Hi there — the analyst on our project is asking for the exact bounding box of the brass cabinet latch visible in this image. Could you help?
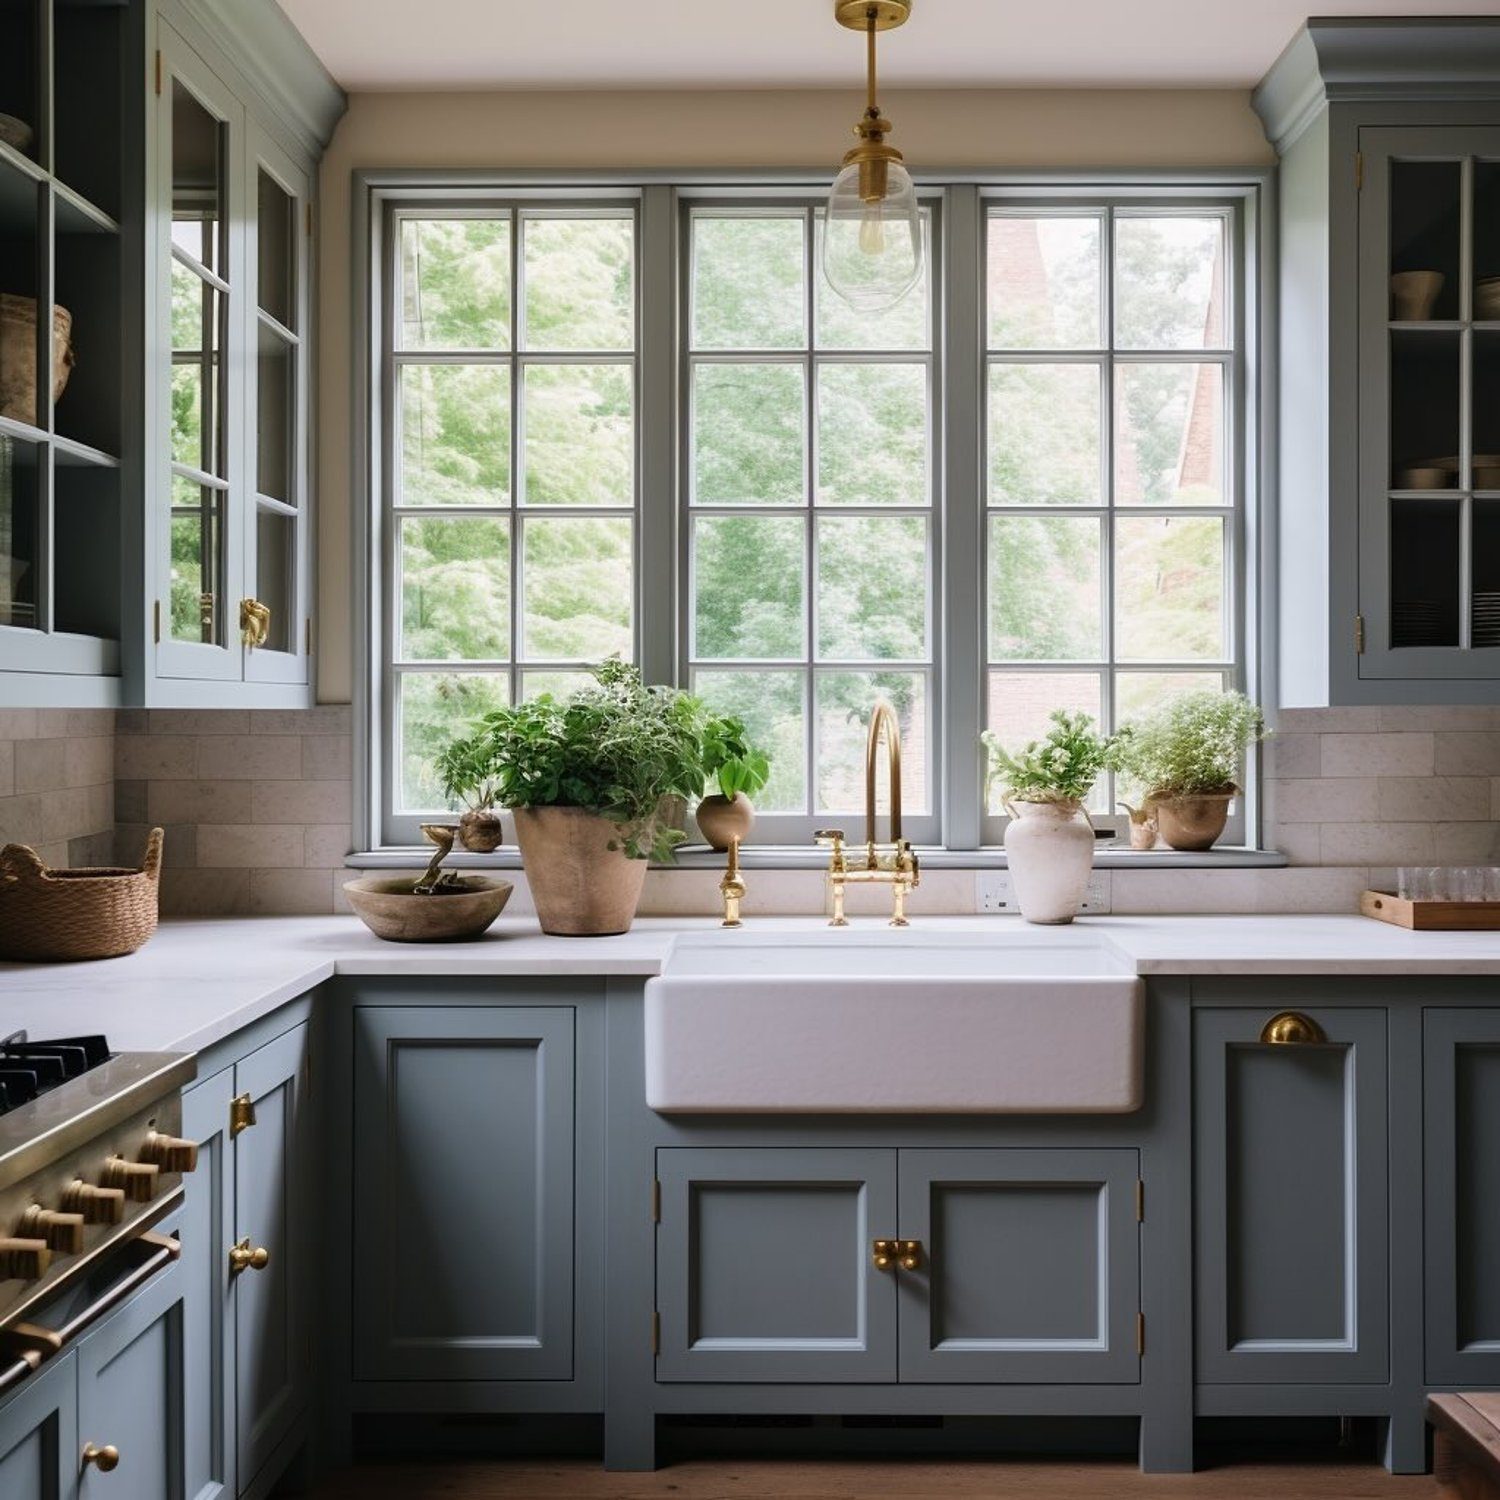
[872,1238,922,1272]
[229,1237,270,1275]
[229,1092,256,1137]
[240,597,271,648]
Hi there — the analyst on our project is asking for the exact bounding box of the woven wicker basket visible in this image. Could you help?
[0,828,163,962]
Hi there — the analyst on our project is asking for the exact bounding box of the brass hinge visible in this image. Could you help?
[1135,1179,1145,1223]
[154,49,162,96]
[1354,151,1363,190]
[1136,1312,1146,1356]
[651,1310,660,1355]
[229,1093,256,1137]
[651,1179,661,1223]
[1355,612,1366,655]
[152,599,161,644]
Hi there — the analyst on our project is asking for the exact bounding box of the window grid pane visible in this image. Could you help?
[387,207,638,817]
[685,205,936,822]
[984,205,1237,829]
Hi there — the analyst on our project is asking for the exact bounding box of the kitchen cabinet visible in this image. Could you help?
[1193,1006,1388,1383]
[1424,1007,1500,1384]
[0,1350,77,1500]
[1255,19,1500,704]
[351,1006,576,1382]
[654,1147,1140,1386]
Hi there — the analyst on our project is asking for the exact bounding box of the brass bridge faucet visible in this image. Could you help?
[815,699,921,927]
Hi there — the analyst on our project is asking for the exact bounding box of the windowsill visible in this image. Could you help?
[346,844,1289,872]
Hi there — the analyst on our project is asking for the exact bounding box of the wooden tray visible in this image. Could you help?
[1361,889,1500,930]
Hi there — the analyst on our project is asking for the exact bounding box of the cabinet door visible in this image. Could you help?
[1194,1007,1388,1383]
[181,1069,235,1500]
[153,24,245,684]
[242,121,311,687]
[1357,126,1500,682]
[0,1350,77,1500]
[1425,1008,1500,1383]
[232,1025,309,1487]
[897,1148,1140,1384]
[76,1252,186,1500]
[352,1007,575,1381]
[655,1148,898,1384]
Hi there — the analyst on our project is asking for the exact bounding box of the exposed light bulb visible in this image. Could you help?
[822,156,921,314]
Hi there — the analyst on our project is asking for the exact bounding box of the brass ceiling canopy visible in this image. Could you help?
[833,0,911,32]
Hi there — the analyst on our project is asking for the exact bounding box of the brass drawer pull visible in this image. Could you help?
[1259,1011,1328,1046]
[82,1443,120,1472]
[229,1237,270,1275]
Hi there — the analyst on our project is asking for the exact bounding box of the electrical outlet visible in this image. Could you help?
[975,870,1111,915]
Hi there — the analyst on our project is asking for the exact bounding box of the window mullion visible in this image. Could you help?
[639,184,678,686]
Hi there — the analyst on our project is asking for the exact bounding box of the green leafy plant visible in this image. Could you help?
[1108,689,1267,799]
[434,728,500,812]
[467,659,708,861]
[701,713,771,801]
[981,711,1112,808]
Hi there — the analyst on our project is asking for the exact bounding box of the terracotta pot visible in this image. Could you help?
[1003,798,1095,925]
[0,296,74,427]
[458,806,504,853]
[343,874,513,943]
[511,805,648,936]
[695,792,754,851]
[1153,790,1235,852]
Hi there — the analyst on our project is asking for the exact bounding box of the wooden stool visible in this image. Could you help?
[1431,1394,1500,1499]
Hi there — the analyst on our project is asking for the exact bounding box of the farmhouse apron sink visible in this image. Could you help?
[644,931,1144,1114]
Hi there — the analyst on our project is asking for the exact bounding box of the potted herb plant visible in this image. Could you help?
[982,710,1111,925]
[695,713,772,851]
[471,660,704,935]
[434,729,505,853]
[1109,689,1267,851]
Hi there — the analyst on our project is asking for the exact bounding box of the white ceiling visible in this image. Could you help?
[277,0,1500,91]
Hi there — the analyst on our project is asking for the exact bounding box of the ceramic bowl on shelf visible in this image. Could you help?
[343,873,514,942]
[1395,461,1458,489]
[1473,454,1500,488]
[1476,276,1500,320]
[0,114,33,156]
[1390,269,1445,320]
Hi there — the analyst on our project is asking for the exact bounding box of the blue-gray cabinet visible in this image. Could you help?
[0,1351,76,1500]
[1194,1006,1389,1383]
[1424,1007,1500,1385]
[655,1147,1141,1387]
[351,1006,576,1382]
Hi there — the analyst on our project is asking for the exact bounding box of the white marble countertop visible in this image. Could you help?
[3,912,1500,1056]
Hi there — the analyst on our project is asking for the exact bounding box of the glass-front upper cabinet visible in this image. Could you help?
[152,22,311,701]
[1360,127,1500,681]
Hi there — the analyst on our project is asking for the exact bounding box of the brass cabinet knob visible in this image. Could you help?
[140,1131,199,1174]
[82,1443,120,1473]
[17,1206,85,1256]
[229,1237,271,1275]
[0,1237,51,1280]
[63,1181,125,1226]
[102,1158,159,1202]
[1259,1011,1329,1046]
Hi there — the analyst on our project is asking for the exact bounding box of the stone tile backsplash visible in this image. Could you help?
[2,702,1499,916]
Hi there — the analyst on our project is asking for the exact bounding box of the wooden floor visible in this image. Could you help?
[309,1456,1445,1498]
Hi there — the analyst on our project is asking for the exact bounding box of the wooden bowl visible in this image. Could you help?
[343,874,513,942]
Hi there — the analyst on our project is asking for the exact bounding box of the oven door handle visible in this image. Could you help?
[0,1233,180,1395]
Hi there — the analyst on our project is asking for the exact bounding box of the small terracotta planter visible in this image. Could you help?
[695,793,754,852]
[511,805,648,936]
[458,807,504,853]
[1153,790,1235,852]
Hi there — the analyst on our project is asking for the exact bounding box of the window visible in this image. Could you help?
[982,205,1242,832]
[363,181,1257,853]
[684,206,937,843]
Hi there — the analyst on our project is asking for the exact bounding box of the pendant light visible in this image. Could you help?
[822,0,922,314]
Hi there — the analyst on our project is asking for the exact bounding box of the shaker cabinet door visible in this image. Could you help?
[1194,1006,1388,1383]
[0,1351,77,1500]
[896,1148,1141,1385]
[1424,1008,1500,1384]
[655,1148,899,1384]
[352,1006,576,1381]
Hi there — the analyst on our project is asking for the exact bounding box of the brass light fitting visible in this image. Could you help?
[835,1,911,208]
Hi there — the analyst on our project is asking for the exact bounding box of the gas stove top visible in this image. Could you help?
[0,1031,112,1116]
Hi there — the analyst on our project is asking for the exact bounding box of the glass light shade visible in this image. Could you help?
[821,157,922,314]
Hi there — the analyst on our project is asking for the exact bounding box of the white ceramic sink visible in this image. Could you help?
[644,931,1144,1115]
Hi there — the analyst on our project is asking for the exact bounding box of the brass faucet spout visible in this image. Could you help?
[864,698,903,854]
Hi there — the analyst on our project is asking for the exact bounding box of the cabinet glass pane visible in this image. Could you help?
[54,1,121,217]
[169,474,224,644]
[0,163,41,427]
[1114,514,1225,662]
[1472,501,1500,648]
[692,514,804,659]
[172,263,222,476]
[691,216,804,350]
[1391,497,1460,649]
[399,514,510,662]
[692,668,806,814]
[399,364,510,507]
[816,363,927,506]
[1389,160,1460,322]
[400,218,510,352]
[1115,363,1224,506]
[988,215,1102,351]
[987,363,1101,506]
[988,514,1102,661]
[257,324,293,503]
[1474,161,1500,321]
[397,671,510,811]
[522,215,633,351]
[257,168,295,331]
[0,1,40,165]
[170,79,224,275]
[692,362,804,506]
[0,433,38,628]
[1473,332,1500,476]
[255,508,294,653]
[1390,329,1460,489]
